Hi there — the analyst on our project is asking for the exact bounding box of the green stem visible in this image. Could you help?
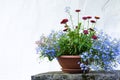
[78,12,79,25]
[83,20,85,30]
[91,23,94,28]
[93,19,97,28]
[87,19,89,29]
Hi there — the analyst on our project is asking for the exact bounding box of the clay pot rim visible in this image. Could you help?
[58,55,80,58]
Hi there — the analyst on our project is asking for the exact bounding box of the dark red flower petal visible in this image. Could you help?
[87,16,92,19]
[83,30,88,34]
[82,17,87,20]
[90,20,96,23]
[63,28,68,31]
[60,19,68,24]
[95,16,100,19]
[76,26,78,29]
[75,9,81,12]
[92,35,97,40]
[89,28,94,31]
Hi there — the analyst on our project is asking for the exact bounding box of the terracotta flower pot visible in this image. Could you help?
[57,55,89,74]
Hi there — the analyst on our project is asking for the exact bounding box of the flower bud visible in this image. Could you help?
[75,9,81,12]
[82,17,87,20]
[92,35,97,39]
[95,16,100,19]
[60,19,68,24]
[90,20,96,23]
[63,28,68,31]
[87,16,92,19]
[83,30,88,34]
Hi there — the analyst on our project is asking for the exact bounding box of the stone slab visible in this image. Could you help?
[31,70,120,80]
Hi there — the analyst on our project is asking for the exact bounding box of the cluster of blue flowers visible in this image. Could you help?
[78,61,89,73]
[80,30,120,70]
[36,31,64,61]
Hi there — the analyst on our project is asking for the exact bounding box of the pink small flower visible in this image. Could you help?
[87,16,92,19]
[82,17,87,20]
[75,9,81,12]
[83,30,88,34]
[60,19,68,24]
[90,20,96,23]
[92,35,97,40]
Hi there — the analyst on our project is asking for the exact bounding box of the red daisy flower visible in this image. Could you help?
[83,30,88,34]
[90,20,96,23]
[75,9,81,12]
[82,17,87,20]
[60,19,68,24]
[87,16,92,19]
[92,35,97,39]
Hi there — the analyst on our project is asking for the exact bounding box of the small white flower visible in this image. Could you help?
[81,68,84,70]
[81,55,84,58]
[77,61,80,64]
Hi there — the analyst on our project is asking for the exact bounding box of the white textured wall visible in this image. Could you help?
[0,0,120,80]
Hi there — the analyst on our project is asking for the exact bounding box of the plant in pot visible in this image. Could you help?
[35,9,120,73]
